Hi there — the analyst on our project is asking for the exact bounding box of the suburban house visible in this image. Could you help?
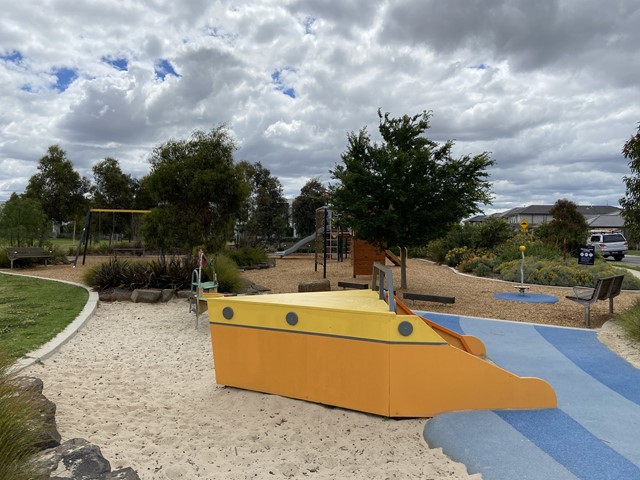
[469,205,625,233]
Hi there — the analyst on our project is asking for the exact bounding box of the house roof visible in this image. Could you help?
[500,204,620,217]
[586,214,625,228]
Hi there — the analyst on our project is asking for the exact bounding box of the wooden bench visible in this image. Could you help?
[6,247,53,269]
[337,281,369,290]
[403,292,456,305]
[566,275,624,327]
[113,247,145,256]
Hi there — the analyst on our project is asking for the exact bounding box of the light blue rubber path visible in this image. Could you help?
[420,312,640,480]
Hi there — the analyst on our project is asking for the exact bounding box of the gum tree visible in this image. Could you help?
[331,110,494,288]
[620,124,640,246]
[292,178,330,237]
[142,127,249,254]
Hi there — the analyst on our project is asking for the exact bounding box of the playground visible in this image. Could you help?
[13,254,640,479]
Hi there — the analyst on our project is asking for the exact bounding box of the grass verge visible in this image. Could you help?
[0,274,88,359]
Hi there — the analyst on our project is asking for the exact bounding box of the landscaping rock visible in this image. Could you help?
[161,289,175,302]
[245,282,271,295]
[298,279,331,292]
[176,290,192,299]
[15,376,61,449]
[113,288,133,302]
[130,289,162,303]
[40,438,141,479]
[98,291,117,302]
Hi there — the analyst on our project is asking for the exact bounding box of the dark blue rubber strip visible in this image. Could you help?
[535,325,640,406]
[496,409,640,480]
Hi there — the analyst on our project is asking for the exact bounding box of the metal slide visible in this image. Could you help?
[275,233,316,257]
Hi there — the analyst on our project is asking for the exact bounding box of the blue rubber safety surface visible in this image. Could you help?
[493,292,559,303]
[420,312,640,480]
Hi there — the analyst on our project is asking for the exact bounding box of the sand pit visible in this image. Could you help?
[14,255,640,478]
[25,300,480,479]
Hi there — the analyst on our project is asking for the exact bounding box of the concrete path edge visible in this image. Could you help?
[2,271,99,374]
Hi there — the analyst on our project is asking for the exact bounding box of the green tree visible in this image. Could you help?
[240,162,290,245]
[141,127,249,254]
[331,110,494,288]
[0,194,50,246]
[91,158,135,208]
[620,124,640,245]
[90,158,137,243]
[292,178,330,236]
[24,145,89,224]
[471,217,514,250]
[535,199,589,259]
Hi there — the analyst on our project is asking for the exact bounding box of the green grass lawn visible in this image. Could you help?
[0,274,88,359]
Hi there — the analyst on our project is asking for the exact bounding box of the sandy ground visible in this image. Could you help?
[11,255,640,478]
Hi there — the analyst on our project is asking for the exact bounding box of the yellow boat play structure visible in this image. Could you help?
[207,263,556,417]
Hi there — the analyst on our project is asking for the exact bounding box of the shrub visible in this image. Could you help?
[407,244,431,259]
[0,246,8,268]
[459,255,498,277]
[495,257,640,289]
[495,234,562,264]
[617,298,640,342]
[0,350,47,480]
[422,239,448,262]
[214,254,247,293]
[444,246,472,267]
[83,256,194,291]
[228,246,269,267]
[471,217,514,250]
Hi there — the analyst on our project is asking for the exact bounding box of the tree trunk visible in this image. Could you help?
[400,247,408,289]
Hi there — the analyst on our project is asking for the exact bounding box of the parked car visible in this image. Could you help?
[588,232,628,261]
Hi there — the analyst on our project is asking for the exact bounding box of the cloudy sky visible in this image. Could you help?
[1,0,639,214]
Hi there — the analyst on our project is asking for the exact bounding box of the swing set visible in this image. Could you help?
[73,208,151,267]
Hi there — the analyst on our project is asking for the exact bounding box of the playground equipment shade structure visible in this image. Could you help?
[207,289,556,417]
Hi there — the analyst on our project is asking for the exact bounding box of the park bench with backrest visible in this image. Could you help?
[565,275,624,327]
[6,247,53,269]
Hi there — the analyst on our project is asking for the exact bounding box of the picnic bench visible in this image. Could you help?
[6,247,53,269]
[566,275,624,327]
[113,247,145,256]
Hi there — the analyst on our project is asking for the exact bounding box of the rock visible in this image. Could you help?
[176,290,192,299]
[104,467,141,479]
[113,288,133,302]
[130,289,162,303]
[15,376,61,449]
[41,438,141,479]
[161,289,175,302]
[243,282,270,295]
[99,291,117,302]
[298,279,331,292]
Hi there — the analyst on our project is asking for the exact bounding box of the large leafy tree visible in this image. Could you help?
[535,199,589,259]
[239,162,289,245]
[331,110,494,288]
[292,178,330,236]
[24,145,90,224]
[620,124,640,245]
[141,127,249,254]
[91,158,135,208]
[0,193,50,246]
[90,158,137,242]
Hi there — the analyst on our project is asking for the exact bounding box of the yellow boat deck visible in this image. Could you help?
[207,289,556,417]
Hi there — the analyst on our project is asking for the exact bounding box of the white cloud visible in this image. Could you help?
[0,0,639,215]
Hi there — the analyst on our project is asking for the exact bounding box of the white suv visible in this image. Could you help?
[588,232,628,261]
